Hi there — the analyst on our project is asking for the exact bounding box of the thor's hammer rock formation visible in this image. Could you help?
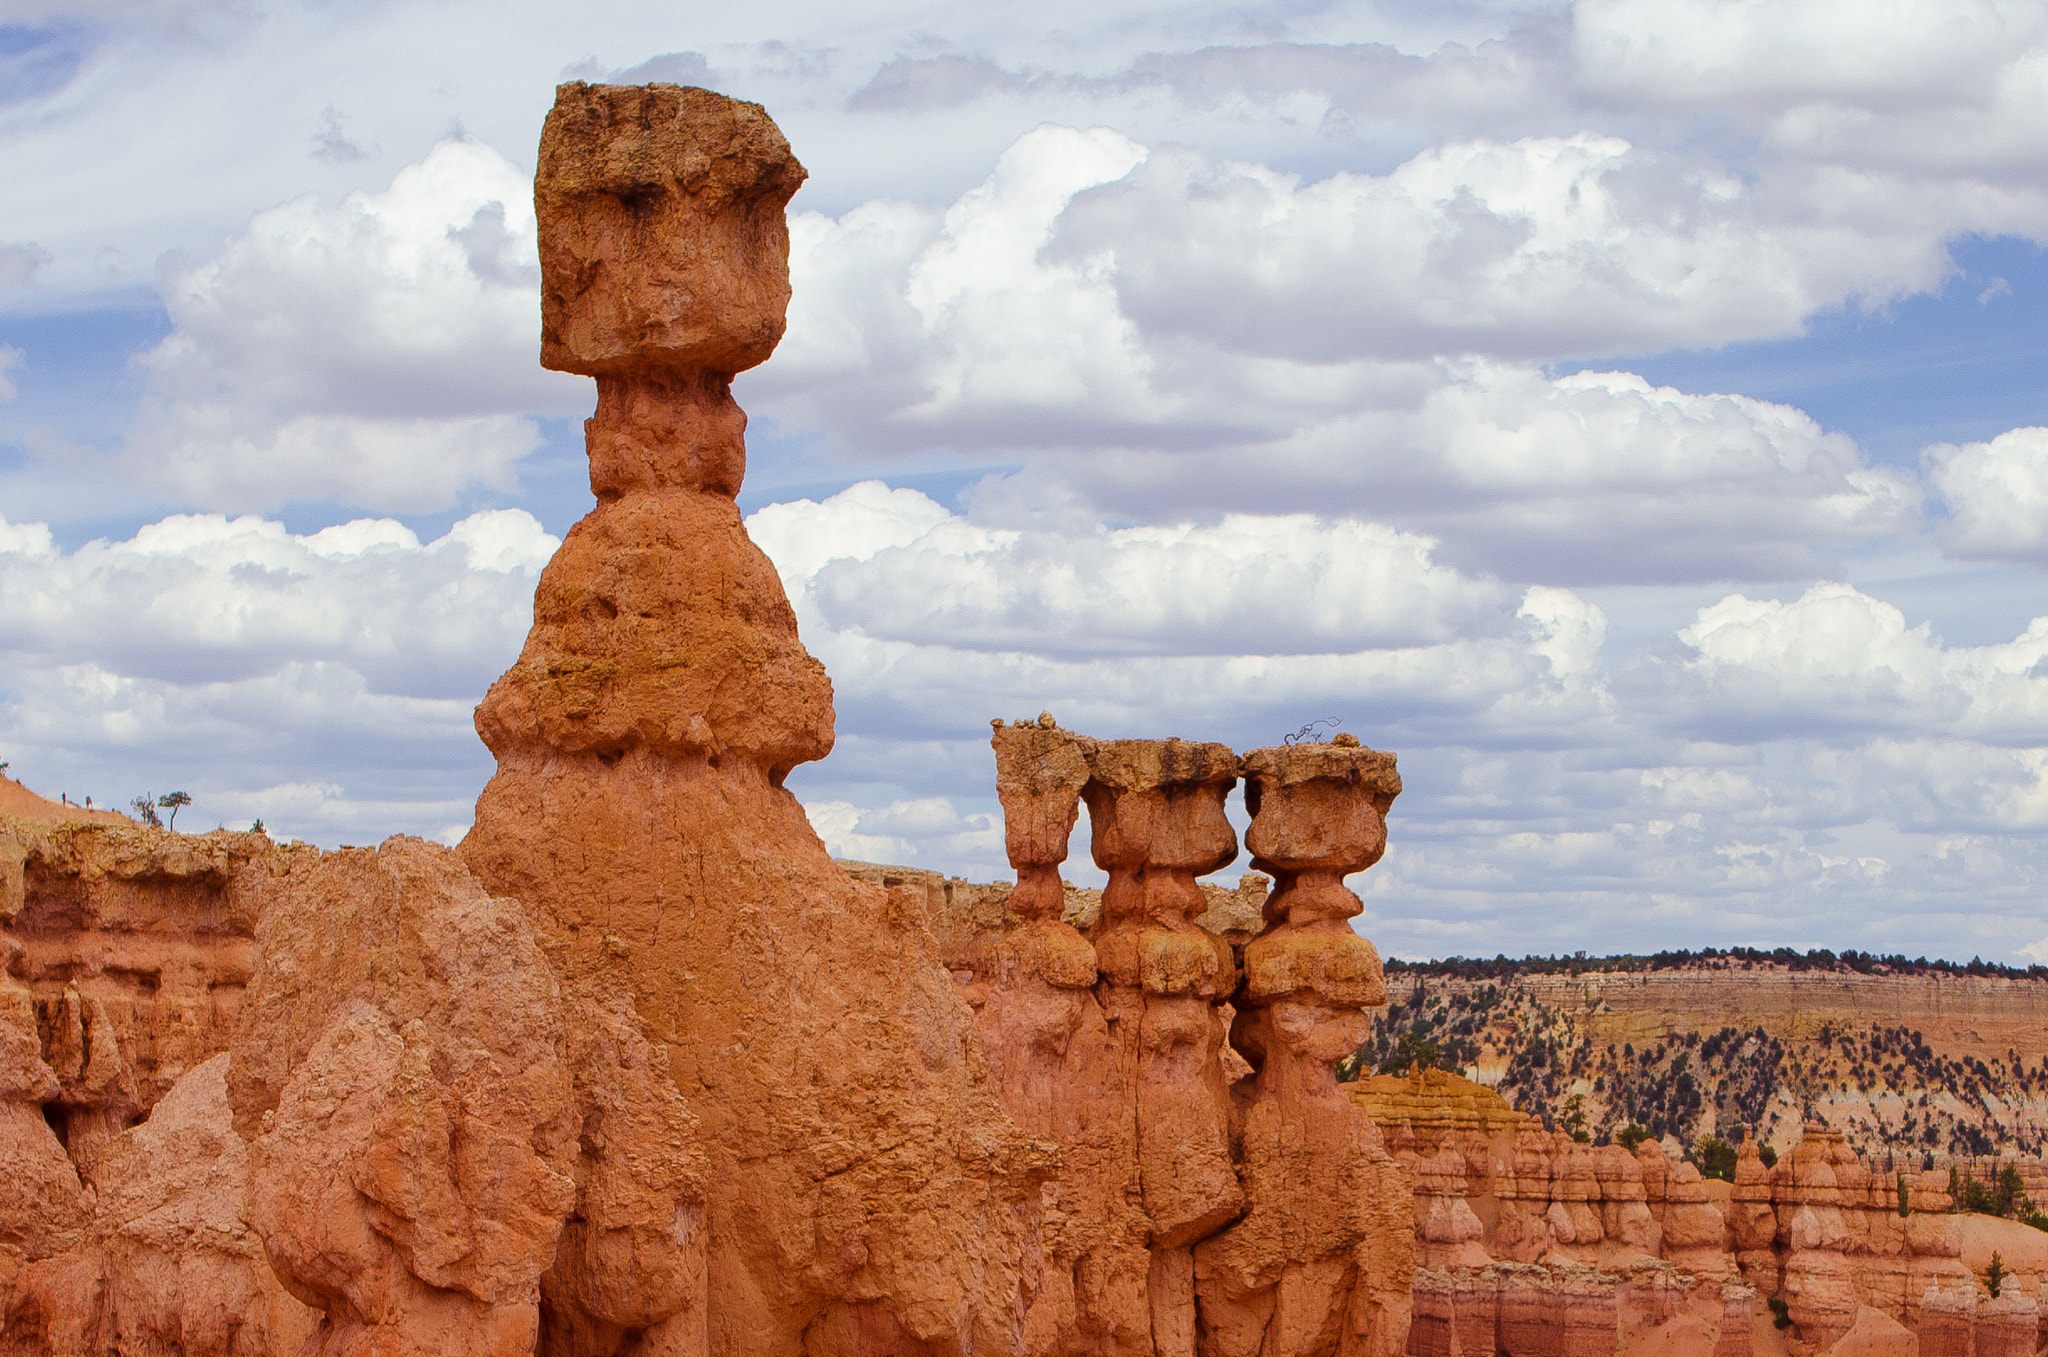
[462,83,1042,1356]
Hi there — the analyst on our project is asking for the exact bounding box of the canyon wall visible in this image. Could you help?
[1366,966,2048,1162]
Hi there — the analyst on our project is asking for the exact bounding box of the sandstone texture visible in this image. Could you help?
[0,799,316,1354]
[967,720,1414,1357]
[1333,1060,2048,1357]
[463,81,1041,1357]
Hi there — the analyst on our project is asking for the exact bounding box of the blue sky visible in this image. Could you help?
[6,0,2048,962]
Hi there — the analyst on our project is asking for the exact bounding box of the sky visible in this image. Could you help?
[5,0,2048,963]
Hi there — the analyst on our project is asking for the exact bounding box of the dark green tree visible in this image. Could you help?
[157,790,192,831]
[1691,1135,1738,1183]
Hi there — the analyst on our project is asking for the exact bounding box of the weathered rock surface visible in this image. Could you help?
[1196,739,1410,1357]
[463,81,1040,1357]
[226,837,602,1356]
[1338,1064,2042,1355]
[0,807,273,1183]
[0,796,321,1354]
[963,722,1419,1356]
[2,1053,320,1356]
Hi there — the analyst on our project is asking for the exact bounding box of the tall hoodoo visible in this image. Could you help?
[463,83,1037,1356]
[981,720,1139,1354]
[1195,739,1411,1357]
[1084,739,1246,1356]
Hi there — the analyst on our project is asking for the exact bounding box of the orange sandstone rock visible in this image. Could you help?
[464,81,1039,1357]
[227,839,586,1355]
[979,721,1145,1356]
[1195,740,1411,1357]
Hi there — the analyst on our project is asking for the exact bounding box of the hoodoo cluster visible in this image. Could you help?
[980,717,1411,1353]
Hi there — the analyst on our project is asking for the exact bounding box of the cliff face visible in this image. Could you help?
[1347,1066,2033,1357]
[0,804,320,1354]
[1359,965,2048,1161]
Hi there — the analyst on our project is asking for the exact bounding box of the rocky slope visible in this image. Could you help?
[1351,956,2048,1163]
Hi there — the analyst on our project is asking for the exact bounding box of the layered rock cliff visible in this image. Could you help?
[1358,961,2048,1161]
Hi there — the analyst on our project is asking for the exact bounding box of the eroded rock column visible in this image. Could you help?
[981,718,1150,1356]
[1193,738,1411,1357]
[1081,739,1244,1356]
[463,82,1036,1356]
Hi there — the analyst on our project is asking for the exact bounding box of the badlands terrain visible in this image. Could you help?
[1362,953,2048,1164]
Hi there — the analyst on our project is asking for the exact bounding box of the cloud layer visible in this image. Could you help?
[3,0,2048,960]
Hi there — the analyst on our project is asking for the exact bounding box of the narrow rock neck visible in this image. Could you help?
[587,369,748,501]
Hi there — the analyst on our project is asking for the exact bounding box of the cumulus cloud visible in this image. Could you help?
[748,128,1923,583]
[1006,363,1917,584]
[1054,133,1956,363]
[804,507,1512,658]
[802,796,1002,868]
[1571,0,2048,183]
[1648,582,2048,744]
[749,483,1609,747]
[759,120,2029,452]
[1572,0,2047,110]
[131,138,590,513]
[0,506,552,843]
[0,506,555,694]
[1926,426,2048,562]
[0,345,22,401]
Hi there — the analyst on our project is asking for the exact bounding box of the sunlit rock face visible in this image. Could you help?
[464,82,1041,1357]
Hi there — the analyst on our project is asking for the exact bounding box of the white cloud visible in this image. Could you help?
[757,121,2034,471]
[0,345,21,401]
[1026,363,1917,583]
[806,503,1512,656]
[1053,133,1952,363]
[1655,582,2048,744]
[0,515,55,557]
[0,505,552,844]
[750,483,1608,746]
[0,508,555,694]
[1572,0,2048,110]
[130,138,590,512]
[802,796,1002,868]
[1927,426,2048,562]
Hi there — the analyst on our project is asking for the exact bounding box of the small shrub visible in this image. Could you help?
[1766,1297,1791,1331]
[1987,1251,2007,1299]
[1615,1123,1651,1153]
[1897,1170,1911,1219]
